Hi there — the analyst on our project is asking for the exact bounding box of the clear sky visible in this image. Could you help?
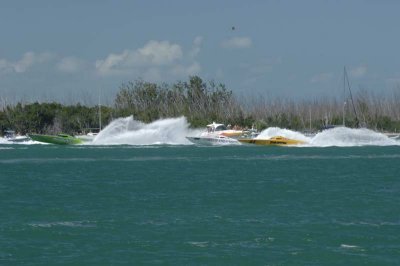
[1,0,400,105]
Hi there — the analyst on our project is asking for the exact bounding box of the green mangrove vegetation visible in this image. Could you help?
[1,76,400,135]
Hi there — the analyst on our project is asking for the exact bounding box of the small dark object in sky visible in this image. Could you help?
[231,26,235,31]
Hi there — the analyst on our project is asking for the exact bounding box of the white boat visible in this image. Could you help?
[384,132,400,140]
[76,131,98,142]
[186,134,240,145]
[186,122,242,145]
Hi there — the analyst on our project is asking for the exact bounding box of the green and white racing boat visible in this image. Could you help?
[28,133,83,145]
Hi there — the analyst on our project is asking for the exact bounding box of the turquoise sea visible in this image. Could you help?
[1,143,399,265]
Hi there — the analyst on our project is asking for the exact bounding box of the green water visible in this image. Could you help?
[0,144,399,265]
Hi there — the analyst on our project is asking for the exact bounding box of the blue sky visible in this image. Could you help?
[1,0,400,105]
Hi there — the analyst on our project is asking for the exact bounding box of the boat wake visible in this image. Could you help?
[91,116,194,145]
[0,137,37,145]
[91,118,399,147]
[257,127,310,143]
[1,116,399,147]
[256,126,399,147]
[310,127,399,147]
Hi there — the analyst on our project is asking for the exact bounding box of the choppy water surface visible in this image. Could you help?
[1,143,399,265]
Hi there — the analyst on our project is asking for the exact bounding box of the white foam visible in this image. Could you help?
[310,127,399,147]
[187,241,209,247]
[0,137,38,145]
[0,146,14,150]
[29,221,96,228]
[255,126,399,147]
[92,116,193,145]
[340,244,360,249]
[256,127,311,143]
[2,118,398,147]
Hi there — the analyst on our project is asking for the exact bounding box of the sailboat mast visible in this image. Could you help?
[98,93,102,131]
[344,67,359,127]
[343,67,346,126]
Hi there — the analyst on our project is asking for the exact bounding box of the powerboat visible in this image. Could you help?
[186,122,242,145]
[28,133,83,145]
[186,134,240,145]
[200,122,244,137]
[76,131,98,142]
[238,136,306,146]
[384,132,400,140]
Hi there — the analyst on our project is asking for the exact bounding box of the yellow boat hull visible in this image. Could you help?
[238,136,305,146]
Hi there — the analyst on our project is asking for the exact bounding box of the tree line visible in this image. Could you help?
[0,102,113,135]
[1,76,400,135]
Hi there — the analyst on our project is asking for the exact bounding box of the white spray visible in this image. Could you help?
[256,126,399,147]
[91,116,194,145]
[1,117,399,147]
[310,126,399,147]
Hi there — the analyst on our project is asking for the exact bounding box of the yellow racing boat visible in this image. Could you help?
[238,136,306,146]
